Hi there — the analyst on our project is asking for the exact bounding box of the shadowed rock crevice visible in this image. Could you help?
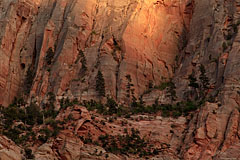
[1,0,240,159]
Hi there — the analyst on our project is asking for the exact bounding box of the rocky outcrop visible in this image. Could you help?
[0,0,39,106]
[36,106,187,160]
[174,0,240,159]
[1,0,240,159]
[0,135,23,160]
[0,0,191,106]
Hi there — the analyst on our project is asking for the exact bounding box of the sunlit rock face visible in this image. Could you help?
[0,0,190,105]
[119,0,191,102]
[0,0,39,106]
[2,0,240,160]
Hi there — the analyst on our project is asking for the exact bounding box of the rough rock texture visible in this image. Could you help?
[0,105,185,160]
[0,0,39,106]
[0,0,190,106]
[1,0,240,160]
[0,135,23,160]
[174,0,240,159]
[0,105,186,159]
[34,106,187,160]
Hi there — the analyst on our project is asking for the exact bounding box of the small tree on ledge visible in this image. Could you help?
[45,47,54,65]
[96,70,106,97]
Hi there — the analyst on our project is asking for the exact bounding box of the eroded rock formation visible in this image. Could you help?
[1,0,240,160]
[0,0,190,105]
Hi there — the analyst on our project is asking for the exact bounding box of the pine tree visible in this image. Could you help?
[199,64,209,98]
[199,64,209,90]
[45,48,54,65]
[188,72,199,88]
[96,71,106,97]
[166,80,177,102]
[125,74,134,98]
[24,67,35,94]
[79,50,87,73]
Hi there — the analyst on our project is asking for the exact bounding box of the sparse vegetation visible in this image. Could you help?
[145,80,177,102]
[91,30,97,35]
[42,92,58,119]
[154,81,171,90]
[186,64,210,103]
[199,64,209,91]
[98,128,160,157]
[113,38,121,51]
[0,101,42,145]
[2,66,207,159]
[106,97,118,115]
[0,94,62,146]
[60,97,74,110]
[45,47,55,65]
[96,70,106,97]
[188,72,199,88]
[125,74,136,104]
[24,67,35,94]
[24,148,35,159]
[82,97,200,118]
[79,50,87,74]
[166,80,177,101]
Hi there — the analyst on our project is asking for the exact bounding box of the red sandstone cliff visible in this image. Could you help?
[1,0,240,159]
[0,0,190,105]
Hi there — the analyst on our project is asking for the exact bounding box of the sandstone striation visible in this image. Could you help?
[0,135,23,160]
[0,0,190,105]
[1,0,240,160]
[174,0,240,159]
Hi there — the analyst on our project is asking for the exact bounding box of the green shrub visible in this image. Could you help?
[39,128,52,143]
[96,71,106,97]
[166,80,177,101]
[172,111,182,118]
[125,74,136,104]
[154,80,176,101]
[106,97,118,115]
[182,101,198,115]
[79,50,87,74]
[25,148,34,159]
[188,72,199,88]
[26,103,43,125]
[60,97,73,110]
[24,67,35,94]
[199,64,209,90]
[3,127,22,144]
[98,128,158,157]
[45,47,55,65]
[154,82,170,90]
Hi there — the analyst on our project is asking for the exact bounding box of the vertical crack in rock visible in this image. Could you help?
[2,0,240,159]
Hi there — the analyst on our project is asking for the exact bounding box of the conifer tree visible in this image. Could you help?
[199,64,209,90]
[45,47,54,65]
[96,70,105,97]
